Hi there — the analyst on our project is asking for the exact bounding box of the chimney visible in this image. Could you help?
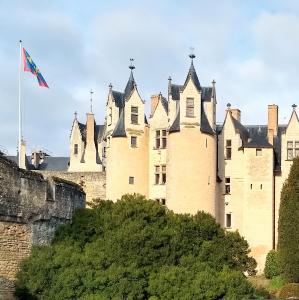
[268,105,278,143]
[31,151,43,169]
[86,113,95,149]
[151,94,159,116]
[19,140,26,169]
[230,109,241,122]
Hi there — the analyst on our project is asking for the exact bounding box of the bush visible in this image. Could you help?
[16,195,260,299]
[264,250,279,279]
[279,283,299,299]
[278,157,299,282]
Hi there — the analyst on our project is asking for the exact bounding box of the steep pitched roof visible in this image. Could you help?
[183,60,201,92]
[124,71,135,100]
[202,87,213,102]
[112,90,124,108]
[169,106,180,133]
[170,84,183,100]
[112,109,126,137]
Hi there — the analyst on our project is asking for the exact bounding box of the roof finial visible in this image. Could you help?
[90,89,94,113]
[212,79,216,86]
[109,83,113,90]
[292,104,297,111]
[189,47,195,60]
[227,102,231,109]
[74,111,77,120]
[129,58,135,70]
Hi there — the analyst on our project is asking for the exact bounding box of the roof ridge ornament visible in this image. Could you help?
[189,46,195,60]
[129,58,135,71]
[90,89,93,113]
[292,104,297,111]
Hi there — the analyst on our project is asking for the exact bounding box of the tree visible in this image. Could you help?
[278,157,299,282]
[16,194,260,299]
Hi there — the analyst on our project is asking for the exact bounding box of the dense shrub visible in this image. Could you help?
[279,283,299,299]
[16,194,260,299]
[278,157,299,282]
[264,250,279,279]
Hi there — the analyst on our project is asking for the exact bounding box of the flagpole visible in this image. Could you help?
[18,40,22,167]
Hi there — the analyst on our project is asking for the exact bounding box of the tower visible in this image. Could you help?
[106,60,149,201]
[166,54,217,216]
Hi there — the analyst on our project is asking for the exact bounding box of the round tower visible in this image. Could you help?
[166,55,217,216]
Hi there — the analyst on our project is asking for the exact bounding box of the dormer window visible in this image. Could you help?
[186,98,194,117]
[131,106,138,124]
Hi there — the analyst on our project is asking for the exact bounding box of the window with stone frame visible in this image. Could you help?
[155,198,166,205]
[131,136,137,148]
[225,177,230,194]
[74,144,78,155]
[154,165,166,184]
[256,148,262,156]
[226,213,232,228]
[225,139,232,160]
[186,98,194,117]
[155,129,167,149]
[287,141,299,160]
[131,106,138,124]
[129,176,134,184]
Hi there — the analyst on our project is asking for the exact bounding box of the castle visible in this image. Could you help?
[8,55,299,272]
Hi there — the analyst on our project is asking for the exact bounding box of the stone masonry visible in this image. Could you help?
[0,154,85,299]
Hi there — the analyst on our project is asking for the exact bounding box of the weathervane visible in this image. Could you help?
[189,47,196,60]
[129,58,135,70]
[90,89,94,113]
[74,111,78,120]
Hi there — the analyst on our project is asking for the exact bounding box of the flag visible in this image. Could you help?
[22,48,49,88]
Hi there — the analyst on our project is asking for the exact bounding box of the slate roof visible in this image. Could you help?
[112,109,126,137]
[124,71,135,100]
[77,122,104,143]
[183,60,201,91]
[161,96,169,113]
[202,87,213,102]
[170,84,183,100]
[112,90,124,108]
[169,107,180,133]
[6,155,69,171]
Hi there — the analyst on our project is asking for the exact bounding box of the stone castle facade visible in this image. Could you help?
[68,55,299,271]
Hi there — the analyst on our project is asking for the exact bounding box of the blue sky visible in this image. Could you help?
[0,0,299,156]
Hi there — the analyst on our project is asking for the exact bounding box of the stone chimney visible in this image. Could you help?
[85,113,96,163]
[31,151,44,169]
[268,105,278,144]
[19,140,26,169]
[151,94,159,116]
[230,109,241,122]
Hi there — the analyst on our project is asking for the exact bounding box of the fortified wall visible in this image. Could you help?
[0,154,85,299]
[39,171,106,204]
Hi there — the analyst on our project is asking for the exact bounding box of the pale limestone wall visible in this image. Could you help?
[39,171,106,204]
[148,100,168,201]
[167,128,216,215]
[168,96,177,125]
[218,111,245,232]
[106,91,119,136]
[69,120,85,171]
[106,127,149,202]
[243,148,274,272]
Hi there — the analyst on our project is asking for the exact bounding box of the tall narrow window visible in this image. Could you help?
[131,106,138,124]
[226,213,232,228]
[225,140,232,160]
[155,130,161,149]
[287,141,294,160]
[129,176,134,184]
[161,165,166,184]
[131,136,137,148]
[186,98,194,117]
[155,166,160,184]
[295,141,299,158]
[74,144,78,155]
[225,177,230,194]
[162,130,167,148]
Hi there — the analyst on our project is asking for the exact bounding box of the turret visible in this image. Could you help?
[166,53,217,216]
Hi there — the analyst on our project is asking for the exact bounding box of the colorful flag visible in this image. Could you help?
[22,48,49,88]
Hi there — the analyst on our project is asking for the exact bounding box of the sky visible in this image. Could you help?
[0,0,299,156]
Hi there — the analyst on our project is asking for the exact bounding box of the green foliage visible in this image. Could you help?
[264,250,279,279]
[279,283,299,299]
[278,157,299,283]
[16,194,261,299]
[268,275,286,292]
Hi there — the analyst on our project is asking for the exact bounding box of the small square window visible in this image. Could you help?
[131,136,137,148]
[287,141,293,148]
[161,199,166,205]
[256,148,262,156]
[129,176,134,184]
[225,177,230,194]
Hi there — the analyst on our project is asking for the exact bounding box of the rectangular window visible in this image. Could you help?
[287,141,294,160]
[131,106,138,124]
[161,199,166,205]
[155,129,167,149]
[129,176,134,184]
[161,165,166,184]
[74,144,78,155]
[256,148,262,156]
[226,213,232,228]
[186,98,194,117]
[226,140,232,160]
[225,177,230,194]
[155,166,160,184]
[131,136,137,148]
